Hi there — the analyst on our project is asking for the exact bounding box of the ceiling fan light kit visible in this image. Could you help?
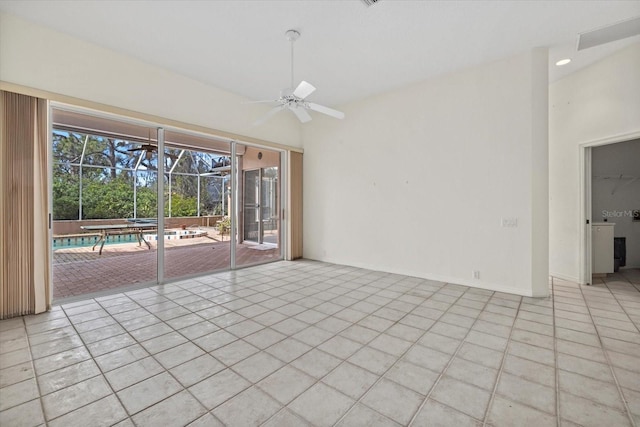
[285,29,300,42]
[251,29,345,125]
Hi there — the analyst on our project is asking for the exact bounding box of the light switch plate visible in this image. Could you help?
[501,217,518,227]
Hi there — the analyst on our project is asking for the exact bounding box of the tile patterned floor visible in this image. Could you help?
[1,261,639,427]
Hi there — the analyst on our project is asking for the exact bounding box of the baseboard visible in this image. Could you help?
[549,272,581,284]
[310,256,537,297]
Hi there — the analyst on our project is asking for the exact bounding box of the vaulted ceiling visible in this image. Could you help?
[0,1,638,106]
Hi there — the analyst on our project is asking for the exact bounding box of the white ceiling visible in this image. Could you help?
[1,0,639,107]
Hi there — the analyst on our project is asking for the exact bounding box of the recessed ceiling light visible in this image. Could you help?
[555,59,571,66]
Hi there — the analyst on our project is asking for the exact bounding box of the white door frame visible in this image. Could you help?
[579,131,640,285]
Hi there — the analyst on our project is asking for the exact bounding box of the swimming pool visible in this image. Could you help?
[53,229,208,250]
[53,233,139,250]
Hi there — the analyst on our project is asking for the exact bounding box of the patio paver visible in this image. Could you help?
[53,238,279,300]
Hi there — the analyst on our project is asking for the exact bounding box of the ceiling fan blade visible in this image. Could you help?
[293,81,316,99]
[127,143,157,152]
[307,102,345,120]
[253,106,284,126]
[291,106,312,123]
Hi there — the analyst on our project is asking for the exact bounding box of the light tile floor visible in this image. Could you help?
[1,261,639,427]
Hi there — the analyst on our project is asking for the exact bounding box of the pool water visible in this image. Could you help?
[53,233,139,250]
[53,229,208,250]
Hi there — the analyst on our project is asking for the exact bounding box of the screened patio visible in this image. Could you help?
[51,108,282,300]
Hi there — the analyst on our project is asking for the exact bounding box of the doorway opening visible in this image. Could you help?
[243,167,278,244]
[236,145,282,267]
[581,136,640,285]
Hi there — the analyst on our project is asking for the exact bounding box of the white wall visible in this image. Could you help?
[549,43,640,282]
[0,13,300,148]
[592,139,640,268]
[302,50,549,297]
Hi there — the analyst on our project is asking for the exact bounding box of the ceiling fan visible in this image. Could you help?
[250,29,345,125]
[126,130,157,160]
[201,156,231,176]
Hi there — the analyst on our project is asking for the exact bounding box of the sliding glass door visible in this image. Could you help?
[162,130,232,280]
[243,169,261,243]
[51,107,285,300]
[243,167,279,244]
[51,114,158,299]
[234,143,282,267]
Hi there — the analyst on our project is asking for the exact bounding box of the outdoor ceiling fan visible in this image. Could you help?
[126,130,157,160]
[126,144,156,160]
[249,29,345,125]
[201,156,231,176]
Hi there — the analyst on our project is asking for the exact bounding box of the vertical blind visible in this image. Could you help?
[289,151,303,260]
[0,90,50,319]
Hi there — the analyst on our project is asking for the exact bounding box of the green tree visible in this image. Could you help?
[168,193,198,217]
[52,129,227,220]
[52,174,79,220]
[83,178,134,219]
[136,186,157,218]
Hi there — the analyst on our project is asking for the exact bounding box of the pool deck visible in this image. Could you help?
[53,232,280,300]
